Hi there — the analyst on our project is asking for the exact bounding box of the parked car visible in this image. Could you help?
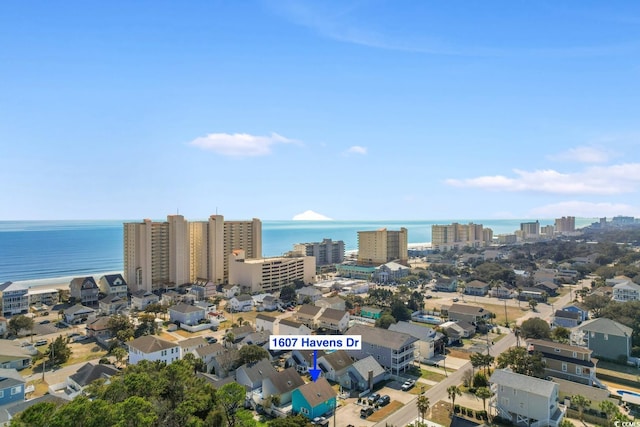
[367,392,380,404]
[401,379,416,391]
[360,407,374,418]
[377,395,391,406]
[39,320,50,324]
[205,336,218,344]
[452,297,459,302]
[34,340,48,346]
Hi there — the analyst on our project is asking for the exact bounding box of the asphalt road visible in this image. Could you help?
[373,284,577,427]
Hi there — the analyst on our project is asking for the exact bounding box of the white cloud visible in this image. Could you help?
[528,201,640,218]
[345,145,367,155]
[292,210,333,220]
[548,146,613,163]
[445,163,640,195]
[188,132,296,157]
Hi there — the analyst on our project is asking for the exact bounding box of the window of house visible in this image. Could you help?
[501,398,509,406]
[10,386,21,395]
[300,407,309,415]
[562,363,567,372]
[576,367,582,375]
[554,348,561,353]
[604,334,608,340]
[572,351,577,358]
[0,390,4,398]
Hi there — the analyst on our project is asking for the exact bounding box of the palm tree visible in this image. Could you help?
[416,394,430,423]
[475,387,493,420]
[572,395,591,422]
[223,332,235,348]
[600,400,618,427]
[447,385,461,415]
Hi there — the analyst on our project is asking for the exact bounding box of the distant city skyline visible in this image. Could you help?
[2,1,640,220]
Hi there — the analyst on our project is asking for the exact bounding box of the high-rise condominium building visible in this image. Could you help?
[520,221,540,238]
[431,223,492,251]
[124,215,261,293]
[293,238,345,267]
[357,228,408,265]
[554,216,575,233]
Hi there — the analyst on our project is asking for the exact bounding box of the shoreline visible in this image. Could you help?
[6,271,123,291]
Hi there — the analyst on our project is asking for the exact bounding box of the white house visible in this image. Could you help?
[490,369,565,427]
[98,274,128,298]
[612,280,640,302]
[229,294,254,312]
[169,303,206,326]
[127,335,181,365]
[130,291,160,310]
[64,304,96,324]
[296,286,323,304]
[316,308,350,334]
[278,318,312,336]
[221,284,240,299]
[255,313,278,334]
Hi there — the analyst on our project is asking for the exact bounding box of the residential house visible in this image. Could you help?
[241,331,270,348]
[127,335,181,365]
[189,281,217,301]
[261,367,304,405]
[445,303,492,325]
[221,284,240,299]
[169,303,206,326]
[292,378,337,420]
[315,296,346,311]
[130,290,160,311]
[342,356,386,392]
[552,310,581,328]
[255,313,278,334]
[98,295,128,316]
[389,321,438,361]
[345,324,417,375]
[358,306,382,320]
[0,318,7,339]
[278,318,312,336]
[373,262,410,283]
[85,317,112,340]
[228,294,253,312]
[439,321,475,344]
[0,341,31,371]
[0,395,67,425]
[179,337,207,354]
[69,277,100,307]
[258,295,279,312]
[27,288,59,307]
[66,363,119,399]
[535,281,559,296]
[289,350,327,374]
[612,280,640,302]
[574,317,633,361]
[605,275,634,287]
[561,303,589,323]
[526,339,599,386]
[317,308,350,334]
[317,350,354,382]
[161,290,183,306]
[196,372,235,390]
[236,359,277,391]
[98,274,128,298]
[0,282,28,317]
[464,280,490,296]
[490,369,565,427]
[228,324,254,343]
[294,304,323,329]
[296,287,323,305]
[518,287,547,302]
[554,378,617,414]
[194,343,225,374]
[433,278,457,292]
[534,268,557,284]
[490,285,514,299]
[0,372,25,406]
[64,304,96,324]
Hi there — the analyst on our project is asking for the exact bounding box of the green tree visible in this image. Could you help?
[217,382,246,427]
[551,326,571,343]
[114,396,158,427]
[223,332,235,348]
[8,315,34,337]
[268,414,313,426]
[238,345,269,365]
[108,315,134,342]
[571,395,591,422]
[496,346,546,378]
[110,346,128,367]
[447,385,461,414]
[583,294,610,317]
[475,387,493,418]
[600,400,618,427]
[472,372,488,388]
[520,317,551,340]
[416,394,430,423]
[391,300,412,322]
[8,402,58,427]
[279,285,296,303]
[528,298,538,311]
[375,313,397,329]
[48,335,72,366]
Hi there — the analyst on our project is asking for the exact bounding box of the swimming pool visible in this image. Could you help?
[618,390,640,397]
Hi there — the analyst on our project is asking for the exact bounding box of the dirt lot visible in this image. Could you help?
[66,340,108,365]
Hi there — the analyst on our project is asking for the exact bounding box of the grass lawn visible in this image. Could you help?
[428,400,452,427]
[159,332,178,341]
[26,378,50,398]
[65,343,107,366]
[368,401,404,422]
[409,384,432,395]
[481,303,528,326]
[421,369,447,382]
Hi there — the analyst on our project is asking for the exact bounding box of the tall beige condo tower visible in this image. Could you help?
[357,228,408,265]
[124,215,262,293]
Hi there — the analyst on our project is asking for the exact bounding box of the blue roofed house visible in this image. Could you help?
[292,377,337,420]
[561,303,589,323]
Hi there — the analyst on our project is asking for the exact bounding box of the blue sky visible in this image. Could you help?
[1,0,639,221]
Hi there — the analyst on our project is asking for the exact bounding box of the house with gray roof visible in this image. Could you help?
[261,367,304,405]
[236,359,277,391]
[229,294,254,312]
[552,310,581,328]
[317,308,350,333]
[464,280,490,296]
[66,363,119,399]
[289,349,327,374]
[127,335,181,365]
[98,274,128,298]
[130,290,159,310]
[574,317,633,361]
[63,304,96,324]
[490,369,565,427]
[561,302,589,322]
[194,343,226,374]
[296,286,323,304]
[69,276,99,307]
[99,294,128,316]
[278,318,312,336]
[291,377,337,421]
[179,337,207,354]
[612,280,640,302]
[169,303,205,326]
[342,355,386,392]
[0,394,67,426]
[255,313,278,334]
[389,321,439,360]
[317,350,354,382]
[345,324,417,375]
[445,303,492,324]
[229,324,254,342]
[294,304,323,329]
[315,296,346,311]
[373,261,410,283]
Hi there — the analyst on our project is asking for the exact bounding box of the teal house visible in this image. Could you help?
[292,378,337,420]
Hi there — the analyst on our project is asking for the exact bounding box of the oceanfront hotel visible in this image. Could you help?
[124,215,261,292]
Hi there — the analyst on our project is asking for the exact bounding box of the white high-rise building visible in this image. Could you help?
[124,215,262,293]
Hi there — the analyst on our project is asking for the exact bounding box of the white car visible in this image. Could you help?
[401,379,416,391]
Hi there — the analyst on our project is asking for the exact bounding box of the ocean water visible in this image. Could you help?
[0,218,596,283]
